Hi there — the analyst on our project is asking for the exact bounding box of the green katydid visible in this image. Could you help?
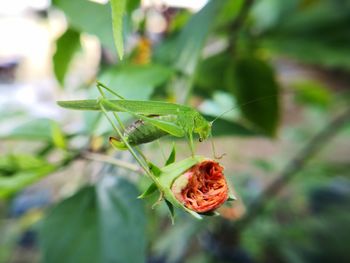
[57,82,275,219]
[58,82,214,156]
[57,82,277,157]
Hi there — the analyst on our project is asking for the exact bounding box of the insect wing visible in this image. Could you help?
[140,115,185,137]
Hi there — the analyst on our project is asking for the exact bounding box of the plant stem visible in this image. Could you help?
[237,107,350,229]
[97,83,148,162]
[99,104,161,185]
[82,152,141,173]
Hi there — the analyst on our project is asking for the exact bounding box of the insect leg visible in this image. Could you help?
[188,131,195,157]
[97,81,125,99]
[139,116,185,137]
[100,99,185,137]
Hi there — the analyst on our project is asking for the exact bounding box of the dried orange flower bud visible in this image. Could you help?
[171,160,228,213]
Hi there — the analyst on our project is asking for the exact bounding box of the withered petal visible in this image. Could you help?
[171,160,228,213]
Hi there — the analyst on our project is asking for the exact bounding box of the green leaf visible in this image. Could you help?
[153,221,199,262]
[194,52,231,96]
[233,57,280,136]
[209,116,257,137]
[155,1,226,75]
[138,183,158,199]
[53,0,115,52]
[126,0,140,13]
[0,118,67,144]
[148,162,161,177]
[96,175,146,263]
[257,0,350,70]
[292,79,333,108]
[165,144,176,166]
[53,28,80,86]
[165,200,175,224]
[0,155,50,175]
[39,176,146,263]
[110,0,127,60]
[0,164,55,198]
[0,118,53,141]
[51,123,67,150]
[262,37,350,70]
[170,0,226,74]
[99,64,174,100]
[214,0,244,29]
[38,187,100,263]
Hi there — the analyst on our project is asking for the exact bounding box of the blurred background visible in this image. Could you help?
[0,0,349,262]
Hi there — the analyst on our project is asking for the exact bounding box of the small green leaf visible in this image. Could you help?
[126,0,140,13]
[1,118,56,141]
[227,197,235,202]
[138,183,158,199]
[155,0,227,75]
[51,122,67,149]
[165,200,175,224]
[173,0,226,75]
[165,144,176,166]
[207,115,257,137]
[227,194,236,202]
[194,52,231,96]
[292,79,332,108]
[148,162,161,177]
[0,164,55,198]
[199,211,220,217]
[0,155,50,175]
[110,0,127,60]
[53,0,115,52]
[109,136,127,150]
[53,28,80,86]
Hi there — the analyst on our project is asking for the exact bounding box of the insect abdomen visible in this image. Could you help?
[111,115,177,149]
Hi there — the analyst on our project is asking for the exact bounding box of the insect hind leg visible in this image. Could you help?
[96,81,125,99]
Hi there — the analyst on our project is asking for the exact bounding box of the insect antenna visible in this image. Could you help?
[208,94,279,159]
[209,94,279,125]
[96,81,125,99]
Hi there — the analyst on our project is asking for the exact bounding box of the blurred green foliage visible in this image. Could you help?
[38,175,146,263]
[0,0,349,262]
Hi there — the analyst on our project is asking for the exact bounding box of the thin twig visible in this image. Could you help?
[82,152,141,173]
[237,107,350,229]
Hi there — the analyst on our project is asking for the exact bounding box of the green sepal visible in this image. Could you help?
[165,200,175,224]
[165,144,176,166]
[138,183,158,199]
[200,211,220,217]
[227,195,236,202]
[109,136,127,150]
[158,156,202,189]
[227,187,236,201]
[51,122,67,150]
[157,156,205,220]
[148,162,161,177]
[183,207,203,220]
